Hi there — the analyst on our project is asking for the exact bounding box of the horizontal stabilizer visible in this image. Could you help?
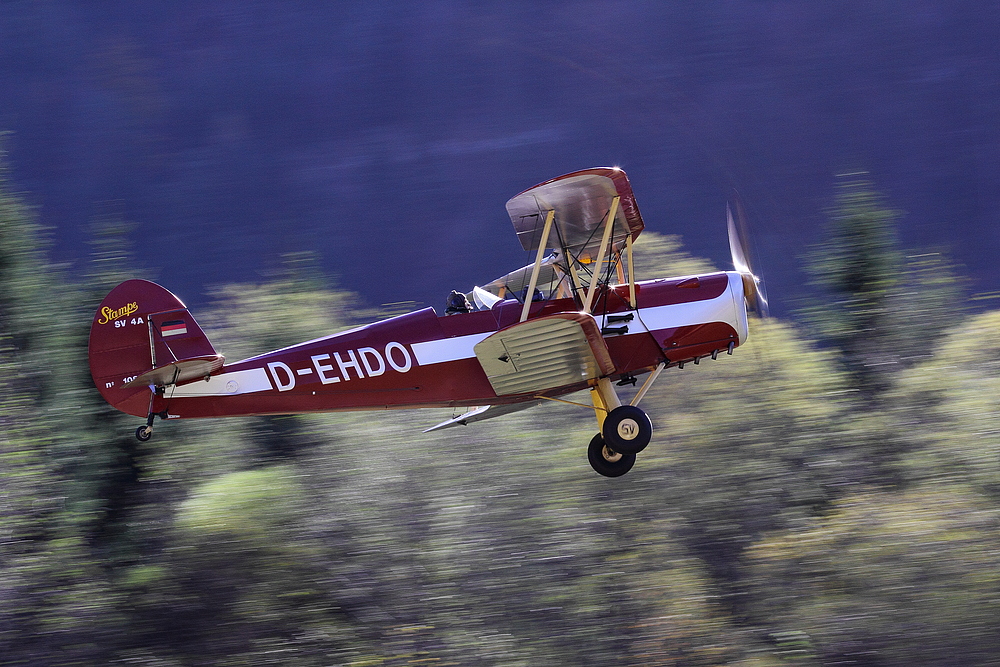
[123,354,225,388]
[423,400,543,432]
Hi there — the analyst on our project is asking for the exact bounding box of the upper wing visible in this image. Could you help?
[506,167,644,262]
[473,312,615,396]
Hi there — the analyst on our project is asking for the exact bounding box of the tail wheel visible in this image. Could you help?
[602,405,652,455]
[588,433,635,477]
[135,426,152,442]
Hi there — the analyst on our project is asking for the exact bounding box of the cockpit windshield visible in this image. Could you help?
[476,253,568,303]
[466,250,615,311]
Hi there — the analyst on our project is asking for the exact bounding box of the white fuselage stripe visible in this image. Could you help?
[166,274,746,398]
[414,273,745,368]
[167,367,274,398]
[411,332,492,366]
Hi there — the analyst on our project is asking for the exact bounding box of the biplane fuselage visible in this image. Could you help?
[94,272,746,420]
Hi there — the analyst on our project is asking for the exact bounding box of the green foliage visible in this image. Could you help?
[54,208,155,559]
[803,172,903,396]
[746,488,1000,666]
[809,173,901,305]
[890,250,967,364]
[629,319,857,610]
[200,256,364,463]
[0,138,66,402]
[894,310,1000,497]
[175,466,305,540]
[0,145,128,663]
[804,174,967,402]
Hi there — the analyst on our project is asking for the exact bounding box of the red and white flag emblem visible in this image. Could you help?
[161,320,187,337]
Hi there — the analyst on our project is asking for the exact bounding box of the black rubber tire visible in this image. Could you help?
[587,433,636,477]
[135,426,152,442]
[601,405,652,455]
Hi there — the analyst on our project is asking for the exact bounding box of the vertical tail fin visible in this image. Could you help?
[88,280,223,417]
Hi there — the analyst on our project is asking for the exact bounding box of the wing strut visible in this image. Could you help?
[565,249,587,306]
[583,196,620,313]
[520,208,556,322]
[626,233,637,308]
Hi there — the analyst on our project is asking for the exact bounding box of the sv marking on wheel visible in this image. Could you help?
[617,419,639,440]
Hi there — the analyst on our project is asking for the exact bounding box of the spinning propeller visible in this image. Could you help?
[727,194,769,318]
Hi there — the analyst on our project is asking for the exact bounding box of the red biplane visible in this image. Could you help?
[89,168,766,477]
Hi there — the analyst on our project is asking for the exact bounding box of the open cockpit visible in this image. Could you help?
[447,167,646,318]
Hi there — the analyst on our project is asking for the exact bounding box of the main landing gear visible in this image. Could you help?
[587,406,650,478]
[585,366,661,477]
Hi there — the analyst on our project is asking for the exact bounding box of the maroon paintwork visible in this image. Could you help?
[89,167,748,426]
[89,273,742,420]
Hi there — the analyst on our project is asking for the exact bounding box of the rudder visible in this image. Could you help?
[89,280,223,417]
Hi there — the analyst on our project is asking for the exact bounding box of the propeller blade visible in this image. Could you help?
[727,193,769,318]
[727,204,751,276]
[751,272,770,319]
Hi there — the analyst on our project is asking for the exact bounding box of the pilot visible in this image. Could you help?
[518,287,545,303]
[445,290,473,315]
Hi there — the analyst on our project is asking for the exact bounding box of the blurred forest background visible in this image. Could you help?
[3,1,1000,664]
[4,146,1000,665]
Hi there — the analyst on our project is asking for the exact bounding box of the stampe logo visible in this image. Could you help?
[98,302,139,325]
